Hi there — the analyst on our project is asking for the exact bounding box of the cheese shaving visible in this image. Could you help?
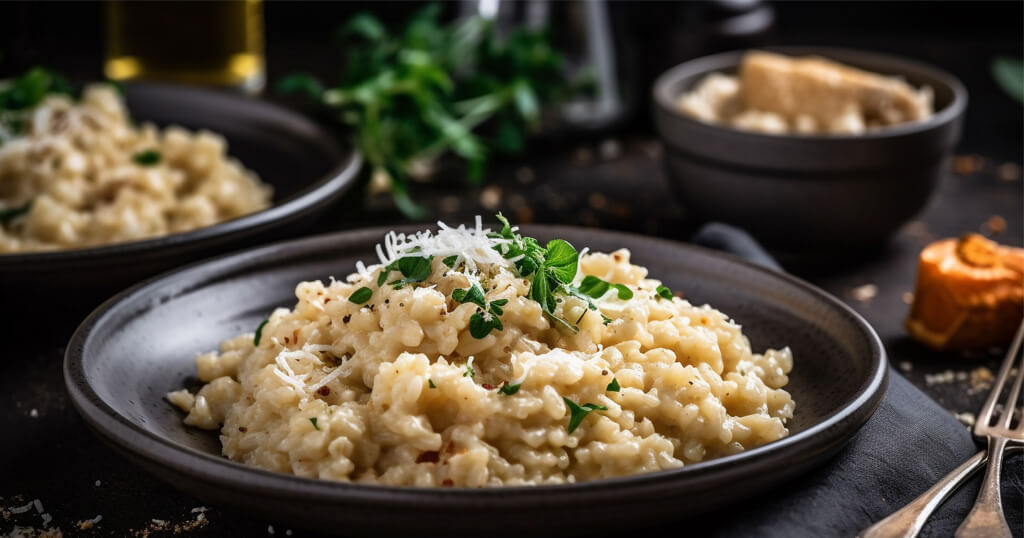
[374,216,514,273]
[307,361,348,393]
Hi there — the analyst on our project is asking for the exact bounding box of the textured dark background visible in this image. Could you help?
[0,1,1021,536]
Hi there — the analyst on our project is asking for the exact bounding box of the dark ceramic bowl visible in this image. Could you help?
[653,47,967,255]
[65,224,887,536]
[0,83,361,312]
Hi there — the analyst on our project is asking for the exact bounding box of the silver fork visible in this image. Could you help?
[955,320,1024,538]
[859,320,1024,538]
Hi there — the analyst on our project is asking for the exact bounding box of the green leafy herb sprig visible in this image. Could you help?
[563,398,606,433]
[453,284,508,338]
[488,213,616,331]
[278,5,573,218]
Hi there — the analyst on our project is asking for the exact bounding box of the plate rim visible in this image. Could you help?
[64,224,888,505]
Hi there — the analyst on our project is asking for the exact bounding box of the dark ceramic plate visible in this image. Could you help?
[1,83,361,310]
[65,225,887,536]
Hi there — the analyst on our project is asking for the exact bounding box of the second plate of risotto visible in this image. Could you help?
[66,219,887,534]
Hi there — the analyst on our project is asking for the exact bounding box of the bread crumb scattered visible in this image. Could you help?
[997,162,1021,182]
[898,361,913,373]
[851,284,878,302]
[985,215,1007,235]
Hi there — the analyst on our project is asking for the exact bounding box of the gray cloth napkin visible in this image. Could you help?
[686,223,1024,538]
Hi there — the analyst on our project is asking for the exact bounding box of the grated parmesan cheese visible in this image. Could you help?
[374,216,514,274]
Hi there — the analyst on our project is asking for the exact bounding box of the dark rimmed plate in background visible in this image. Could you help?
[1,83,361,314]
[65,224,887,536]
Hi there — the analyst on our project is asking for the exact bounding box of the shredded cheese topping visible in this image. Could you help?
[375,215,515,273]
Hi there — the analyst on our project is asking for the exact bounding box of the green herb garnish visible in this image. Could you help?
[442,255,459,268]
[348,286,373,304]
[277,6,578,218]
[464,365,475,378]
[253,319,269,346]
[428,379,436,388]
[0,201,32,223]
[606,378,620,392]
[378,255,435,288]
[563,398,607,433]
[655,285,674,300]
[452,284,486,308]
[453,284,508,339]
[132,149,161,166]
[310,417,320,430]
[499,383,521,395]
[577,275,633,300]
[488,213,587,332]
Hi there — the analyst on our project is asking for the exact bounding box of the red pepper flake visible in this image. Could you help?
[442,479,454,487]
[482,383,494,390]
[317,386,331,396]
[324,298,331,304]
[416,451,440,463]
[292,329,300,342]
[238,426,247,432]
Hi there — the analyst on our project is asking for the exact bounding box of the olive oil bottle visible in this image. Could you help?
[105,0,264,93]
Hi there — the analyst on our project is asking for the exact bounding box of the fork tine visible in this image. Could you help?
[975,320,1024,433]
[1000,340,1024,430]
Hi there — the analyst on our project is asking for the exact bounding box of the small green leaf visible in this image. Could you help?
[602,314,612,326]
[428,379,436,388]
[0,201,32,223]
[277,74,325,100]
[310,417,320,430]
[132,149,161,166]
[340,13,388,43]
[464,364,475,378]
[577,275,610,299]
[656,285,673,300]
[563,398,607,433]
[348,286,373,304]
[992,56,1024,103]
[513,80,540,123]
[499,383,520,395]
[253,319,269,346]
[545,239,578,273]
[443,255,459,267]
[606,378,620,392]
[396,255,434,282]
[611,284,633,300]
[468,311,502,338]
[452,285,486,309]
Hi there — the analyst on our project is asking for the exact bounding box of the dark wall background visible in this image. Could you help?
[1,1,1020,160]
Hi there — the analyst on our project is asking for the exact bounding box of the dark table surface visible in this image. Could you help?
[2,2,1023,536]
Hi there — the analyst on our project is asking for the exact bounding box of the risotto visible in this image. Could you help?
[169,217,795,487]
[0,84,272,253]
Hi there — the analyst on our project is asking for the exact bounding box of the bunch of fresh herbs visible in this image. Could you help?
[278,5,574,218]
